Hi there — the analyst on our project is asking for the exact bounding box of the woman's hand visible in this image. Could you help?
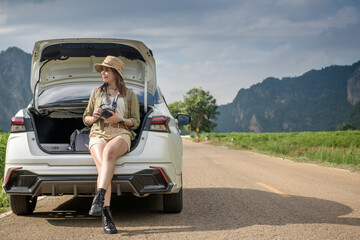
[105,111,122,123]
[93,108,103,118]
[90,108,103,123]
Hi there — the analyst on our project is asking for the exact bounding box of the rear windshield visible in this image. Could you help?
[38,84,160,107]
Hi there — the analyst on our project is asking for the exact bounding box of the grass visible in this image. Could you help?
[0,132,9,213]
[191,130,360,172]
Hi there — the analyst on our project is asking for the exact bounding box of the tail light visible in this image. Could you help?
[150,116,170,132]
[10,117,26,132]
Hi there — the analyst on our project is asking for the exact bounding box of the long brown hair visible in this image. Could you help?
[111,68,127,97]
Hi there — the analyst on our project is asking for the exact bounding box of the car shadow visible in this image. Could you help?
[30,188,360,235]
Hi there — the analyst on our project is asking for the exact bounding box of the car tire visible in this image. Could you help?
[163,188,183,213]
[9,195,37,215]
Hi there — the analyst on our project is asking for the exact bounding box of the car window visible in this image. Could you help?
[38,84,99,106]
[38,84,155,107]
[155,87,166,104]
[130,88,155,106]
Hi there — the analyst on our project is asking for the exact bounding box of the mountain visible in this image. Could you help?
[0,47,32,132]
[1,46,359,133]
[215,61,360,133]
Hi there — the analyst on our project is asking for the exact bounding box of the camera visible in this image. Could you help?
[100,105,114,118]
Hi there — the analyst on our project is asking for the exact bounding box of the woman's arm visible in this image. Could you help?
[127,91,140,130]
[83,88,97,126]
[84,112,101,125]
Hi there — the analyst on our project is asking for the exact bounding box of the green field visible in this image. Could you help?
[0,132,9,213]
[191,130,360,171]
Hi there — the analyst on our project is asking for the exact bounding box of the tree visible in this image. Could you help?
[182,88,219,139]
[168,101,184,118]
[168,101,192,135]
[338,102,360,130]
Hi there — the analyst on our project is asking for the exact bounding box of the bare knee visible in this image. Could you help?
[102,148,117,162]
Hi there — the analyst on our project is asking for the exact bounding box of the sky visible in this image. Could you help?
[0,0,359,105]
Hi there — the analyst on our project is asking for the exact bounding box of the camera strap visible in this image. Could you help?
[104,84,119,110]
[112,93,119,109]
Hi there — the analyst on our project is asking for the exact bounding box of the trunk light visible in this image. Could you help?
[10,117,26,132]
[150,116,170,132]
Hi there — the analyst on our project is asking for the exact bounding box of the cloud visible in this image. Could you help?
[0,9,7,24]
[0,26,17,34]
[233,6,360,40]
[328,6,360,28]
[275,0,314,7]
[0,0,359,105]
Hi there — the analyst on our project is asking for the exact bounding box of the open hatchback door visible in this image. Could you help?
[31,38,156,112]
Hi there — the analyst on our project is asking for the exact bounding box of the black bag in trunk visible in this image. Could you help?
[70,127,90,151]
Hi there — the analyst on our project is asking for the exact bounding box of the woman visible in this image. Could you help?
[83,56,140,234]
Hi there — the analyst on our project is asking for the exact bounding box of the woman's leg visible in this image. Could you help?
[97,137,128,201]
[88,143,108,216]
[90,142,105,177]
[90,137,128,234]
[90,143,112,205]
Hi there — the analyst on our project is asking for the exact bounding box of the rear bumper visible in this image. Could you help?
[3,168,173,197]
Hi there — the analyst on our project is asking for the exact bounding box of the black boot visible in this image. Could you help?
[103,206,117,234]
[89,188,106,216]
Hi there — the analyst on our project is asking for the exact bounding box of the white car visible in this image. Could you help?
[3,38,190,215]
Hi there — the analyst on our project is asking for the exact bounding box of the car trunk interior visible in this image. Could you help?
[30,46,154,153]
[29,104,149,153]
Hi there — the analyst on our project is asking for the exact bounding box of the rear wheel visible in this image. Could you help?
[163,188,183,213]
[9,195,37,215]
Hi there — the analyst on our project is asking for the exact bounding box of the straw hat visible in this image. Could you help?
[94,56,124,77]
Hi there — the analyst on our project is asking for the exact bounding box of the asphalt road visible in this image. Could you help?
[1,140,359,239]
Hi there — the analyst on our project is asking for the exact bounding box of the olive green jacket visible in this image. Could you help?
[83,87,140,140]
